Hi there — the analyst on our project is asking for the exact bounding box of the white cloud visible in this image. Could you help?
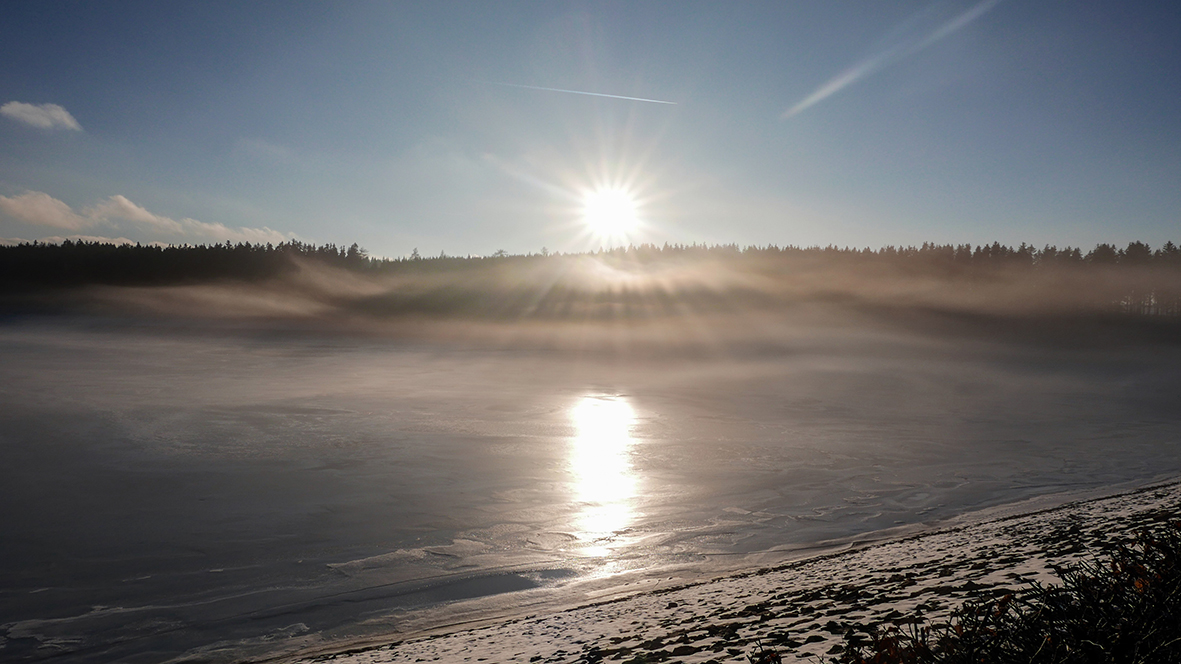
[180,218,288,244]
[0,190,291,245]
[1,101,83,130]
[0,235,140,246]
[36,235,140,246]
[87,195,184,233]
[0,191,89,230]
[87,195,287,243]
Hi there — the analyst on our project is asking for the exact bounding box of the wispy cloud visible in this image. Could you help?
[0,191,290,244]
[783,0,1001,119]
[36,235,142,246]
[0,191,88,230]
[90,195,289,244]
[1,101,83,130]
[87,195,185,233]
[233,137,299,164]
[1,234,144,246]
[180,218,288,244]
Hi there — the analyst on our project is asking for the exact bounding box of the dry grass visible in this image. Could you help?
[830,523,1181,664]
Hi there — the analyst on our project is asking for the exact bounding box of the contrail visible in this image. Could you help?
[783,0,1001,119]
[486,81,677,105]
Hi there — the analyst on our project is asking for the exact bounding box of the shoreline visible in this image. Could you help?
[260,475,1181,664]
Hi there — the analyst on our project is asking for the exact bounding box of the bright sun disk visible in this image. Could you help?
[583,188,638,238]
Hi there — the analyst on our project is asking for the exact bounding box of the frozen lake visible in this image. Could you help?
[2,315,1179,662]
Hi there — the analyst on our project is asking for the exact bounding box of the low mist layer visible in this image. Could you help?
[3,241,1181,349]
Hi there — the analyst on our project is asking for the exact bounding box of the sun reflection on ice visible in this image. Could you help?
[569,395,637,554]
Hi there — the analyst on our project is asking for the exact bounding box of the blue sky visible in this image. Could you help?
[1,1,1179,257]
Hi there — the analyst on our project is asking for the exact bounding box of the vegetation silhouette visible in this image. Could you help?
[2,239,1180,325]
[828,522,1181,664]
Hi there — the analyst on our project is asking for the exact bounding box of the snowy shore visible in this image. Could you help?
[276,479,1181,664]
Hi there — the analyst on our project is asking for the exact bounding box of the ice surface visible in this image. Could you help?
[1,315,1179,662]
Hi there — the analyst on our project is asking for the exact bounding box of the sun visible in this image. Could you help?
[582,187,639,240]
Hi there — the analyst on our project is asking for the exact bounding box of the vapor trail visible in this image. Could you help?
[782,0,1001,119]
[486,81,677,105]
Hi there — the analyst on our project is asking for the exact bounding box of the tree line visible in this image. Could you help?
[0,239,370,287]
[562,240,1181,268]
[3,238,1179,280]
[2,238,1180,317]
